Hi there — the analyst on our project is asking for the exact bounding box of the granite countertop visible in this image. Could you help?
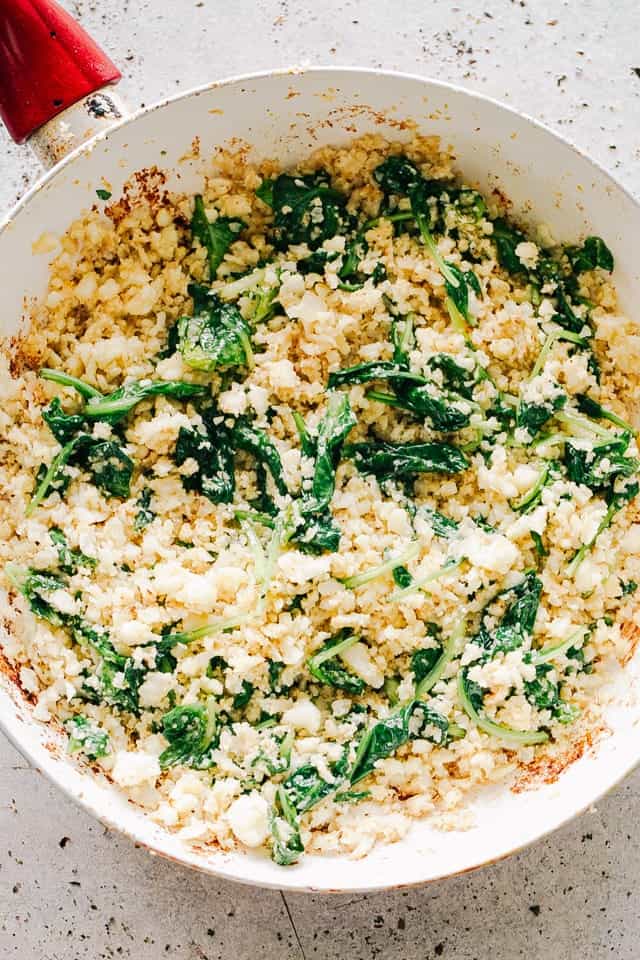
[2,1,640,956]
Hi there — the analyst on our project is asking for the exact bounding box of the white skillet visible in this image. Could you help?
[1,0,639,893]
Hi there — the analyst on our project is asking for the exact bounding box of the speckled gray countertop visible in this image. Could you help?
[2,1,640,957]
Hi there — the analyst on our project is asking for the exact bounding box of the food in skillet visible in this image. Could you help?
[1,135,639,864]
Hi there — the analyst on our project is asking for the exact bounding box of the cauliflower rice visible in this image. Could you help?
[1,133,640,864]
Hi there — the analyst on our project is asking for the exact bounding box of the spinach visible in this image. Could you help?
[530,530,548,559]
[333,301,476,429]
[42,397,85,443]
[70,616,144,714]
[95,188,112,201]
[281,762,340,815]
[232,419,288,496]
[297,249,336,276]
[411,647,441,688]
[49,528,96,575]
[65,715,109,759]
[419,506,460,538]
[292,508,341,555]
[392,565,413,589]
[457,670,549,745]
[133,487,155,531]
[565,236,614,274]
[28,432,134,514]
[176,412,286,508]
[413,621,463,698]
[475,572,542,659]
[41,369,205,427]
[306,392,357,511]
[374,159,479,331]
[328,361,426,390]
[174,415,235,504]
[344,439,469,482]
[82,441,134,498]
[426,353,477,399]
[524,663,580,723]
[268,696,450,864]
[268,660,287,693]
[158,321,181,360]
[349,700,449,785]
[257,171,353,250]
[269,785,305,866]
[191,194,245,276]
[335,234,387,291]
[291,410,315,459]
[5,568,143,715]
[82,380,207,425]
[567,478,639,575]
[517,389,567,439]
[389,307,414,365]
[232,680,254,711]
[307,630,366,694]
[511,461,558,512]
[337,235,367,290]
[379,384,472,432]
[39,368,103,401]
[621,579,638,596]
[564,436,639,491]
[491,218,527,274]
[5,565,67,626]
[373,155,425,196]
[178,288,253,370]
[443,263,481,327]
[576,393,634,433]
[290,394,355,554]
[329,360,473,432]
[255,178,275,207]
[159,699,218,769]
[552,286,587,334]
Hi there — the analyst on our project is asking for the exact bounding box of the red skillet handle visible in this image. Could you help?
[0,0,121,143]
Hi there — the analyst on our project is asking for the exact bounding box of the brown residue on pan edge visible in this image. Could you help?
[210,138,252,170]
[106,166,170,223]
[511,726,605,793]
[179,136,201,164]
[620,620,640,666]
[6,297,43,376]
[0,614,36,707]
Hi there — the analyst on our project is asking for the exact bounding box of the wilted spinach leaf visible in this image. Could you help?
[65,715,110,759]
[49,528,96,575]
[565,236,614,274]
[475,571,542,659]
[307,630,365,694]
[258,171,353,250]
[232,418,288,496]
[344,439,469,482]
[42,397,85,443]
[191,194,245,276]
[565,436,639,492]
[178,288,253,370]
[83,379,206,425]
[524,663,580,723]
[133,487,155,531]
[174,415,235,505]
[5,564,67,626]
[350,700,449,785]
[159,699,218,769]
